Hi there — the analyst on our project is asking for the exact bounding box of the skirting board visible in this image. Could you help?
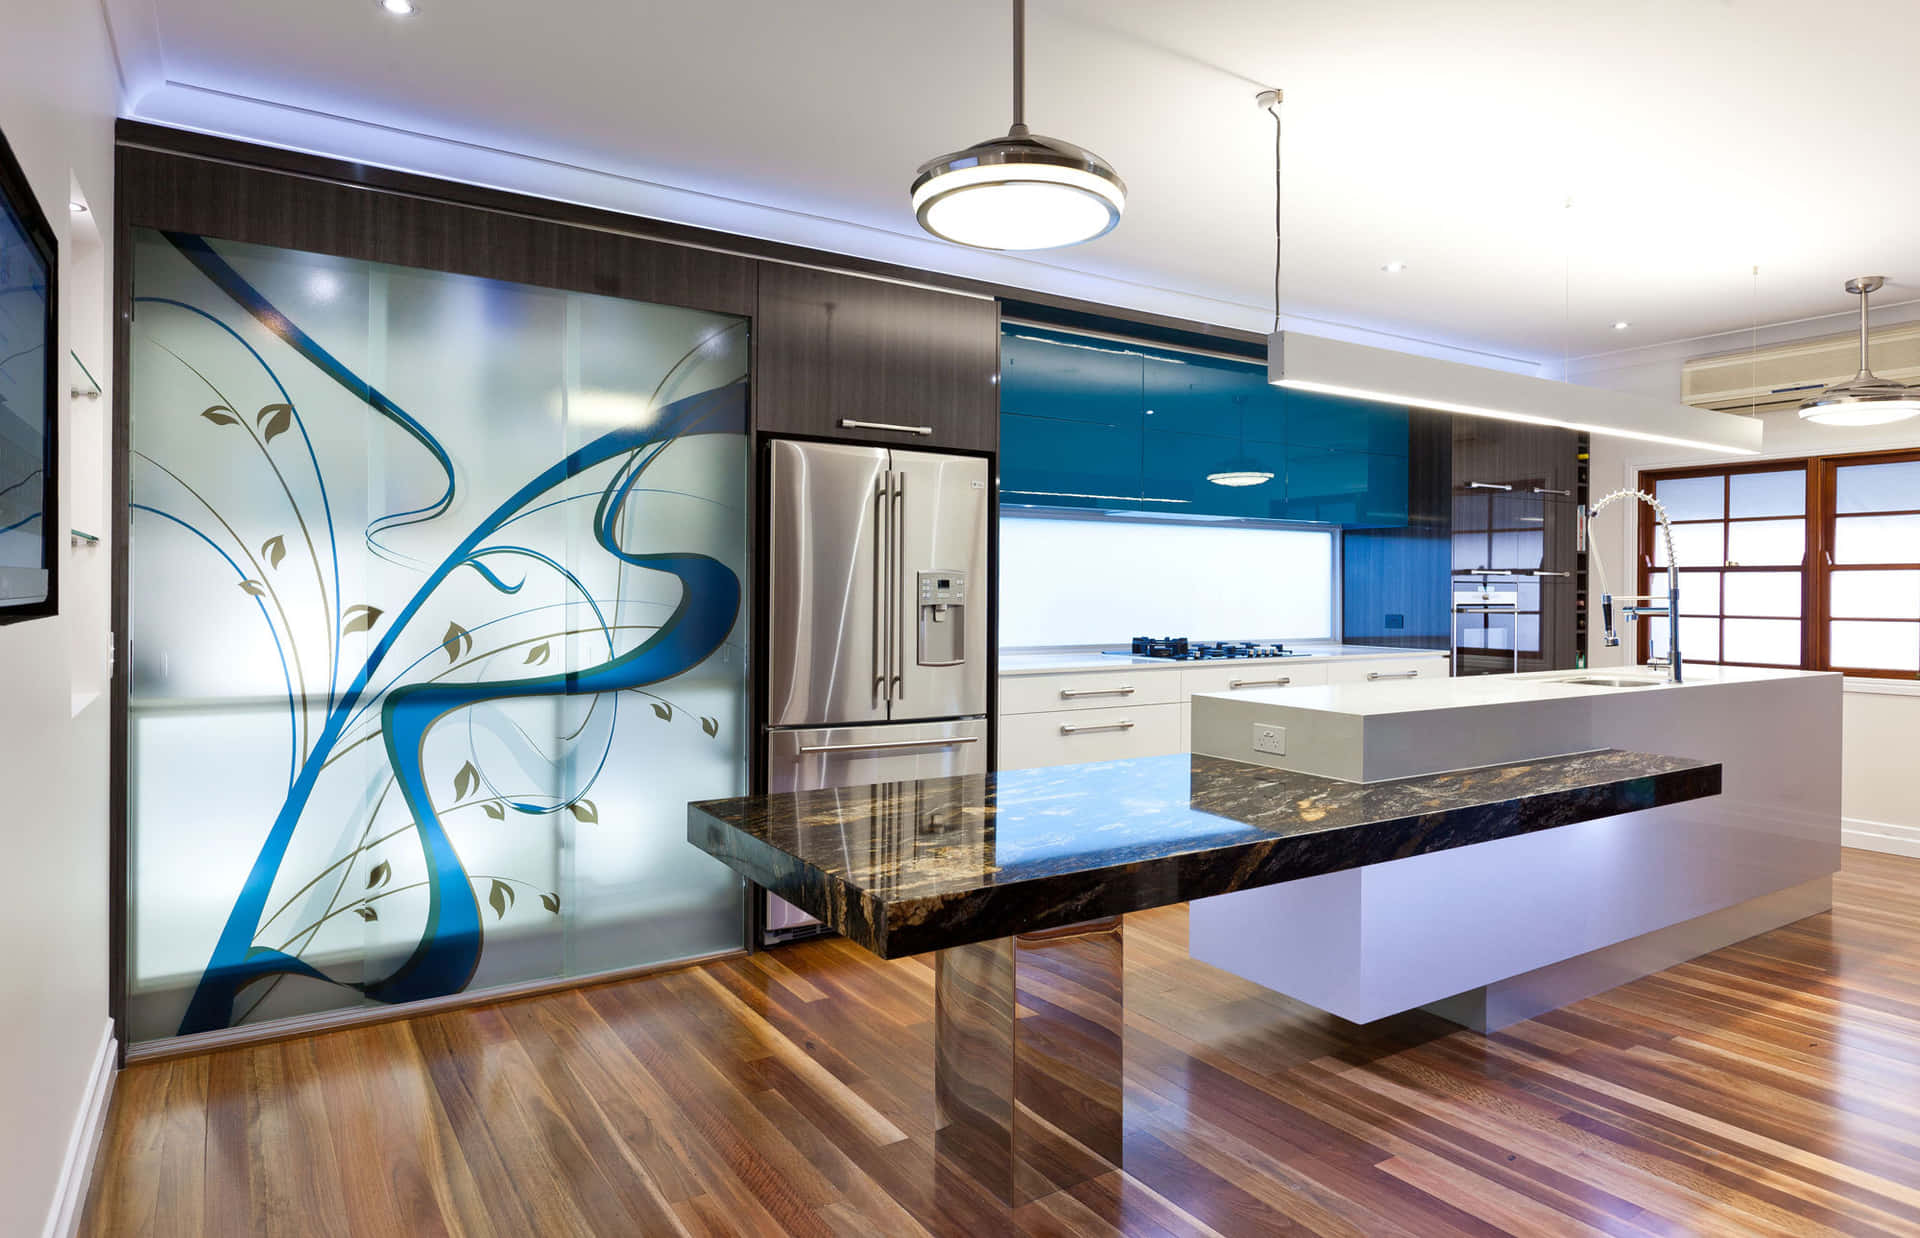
[1843,817,1920,859]
[42,1019,116,1238]
[1424,876,1834,1033]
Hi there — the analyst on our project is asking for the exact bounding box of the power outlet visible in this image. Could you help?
[1252,722,1286,756]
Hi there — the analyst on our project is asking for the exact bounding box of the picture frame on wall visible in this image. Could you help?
[0,123,59,621]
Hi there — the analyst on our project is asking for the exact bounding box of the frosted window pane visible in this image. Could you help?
[1726,518,1804,566]
[1830,621,1920,672]
[1835,514,1920,564]
[1655,474,1723,521]
[1835,461,1920,514]
[1723,619,1799,665]
[1830,570,1920,619]
[127,230,749,1045]
[1678,572,1721,616]
[1722,572,1800,617]
[1649,617,1719,663]
[1653,522,1724,568]
[1728,469,1805,518]
[998,516,1334,646]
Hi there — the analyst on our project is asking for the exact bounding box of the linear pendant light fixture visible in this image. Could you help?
[910,0,1125,250]
[1253,92,1762,456]
[1797,276,1920,425]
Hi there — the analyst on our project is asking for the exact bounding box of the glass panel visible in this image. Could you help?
[1722,571,1801,617]
[1835,460,1920,514]
[127,230,749,1046]
[1725,518,1804,566]
[1515,614,1540,652]
[1654,474,1723,522]
[1830,570,1920,619]
[1452,532,1487,572]
[1649,616,1719,663]
[1834,514,1920,564]
[1728,469,1805,518]
[1830,620,1920,672]
[1723,619,1800,665]
[1678,571,1721,616]
[1653,521,1724,568]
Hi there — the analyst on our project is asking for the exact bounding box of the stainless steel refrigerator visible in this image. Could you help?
[762,439,991,940]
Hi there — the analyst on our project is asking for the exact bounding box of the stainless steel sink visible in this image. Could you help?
[1554,674,1667,688]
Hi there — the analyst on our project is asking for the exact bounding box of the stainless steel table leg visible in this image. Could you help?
[933,916,1124,1207]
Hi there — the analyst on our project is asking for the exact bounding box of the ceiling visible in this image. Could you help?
[102,0,1920,370]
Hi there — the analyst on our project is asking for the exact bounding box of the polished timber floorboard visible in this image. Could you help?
[85,848,1920,1237]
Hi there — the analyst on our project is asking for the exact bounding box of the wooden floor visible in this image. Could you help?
[85,848,1920,1237]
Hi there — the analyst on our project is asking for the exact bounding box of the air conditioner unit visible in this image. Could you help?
[1682,322,1920,413]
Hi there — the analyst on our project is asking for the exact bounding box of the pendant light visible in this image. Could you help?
[910,0,1125,250]
[1797,276,1920,426]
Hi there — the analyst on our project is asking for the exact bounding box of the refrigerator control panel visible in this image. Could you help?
[917,570,967,606]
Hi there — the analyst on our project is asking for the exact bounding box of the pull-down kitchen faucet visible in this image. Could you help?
[1577,489,1682,683]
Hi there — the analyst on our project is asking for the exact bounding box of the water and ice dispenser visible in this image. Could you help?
[916,570,968,666]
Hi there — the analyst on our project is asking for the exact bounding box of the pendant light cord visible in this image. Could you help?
[1011,0,1026,132]
[1265,91,1284,334]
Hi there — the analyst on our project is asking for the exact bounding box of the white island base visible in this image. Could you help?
[1187,666,1842,1031]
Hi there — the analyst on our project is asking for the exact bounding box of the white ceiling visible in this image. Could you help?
[101,0,1920,371]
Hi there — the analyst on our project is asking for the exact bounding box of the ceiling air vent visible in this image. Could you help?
[1683,322,1920,413]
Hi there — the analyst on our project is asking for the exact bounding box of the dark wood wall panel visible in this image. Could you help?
[117,146,756,317]
[755,263,999,452]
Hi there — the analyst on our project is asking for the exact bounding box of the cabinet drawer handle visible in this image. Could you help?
[840,418,933,436]
[1059,684,1135,699]
[1367,670,1420,680]
[1229,676,1291,689]
[1467,481,1512,491]
[1060,720,1135,735]
[1533,486,1572,497]
[1536,570,1571,578]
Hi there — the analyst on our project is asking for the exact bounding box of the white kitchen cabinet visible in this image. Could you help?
[997,702,1184,771]
[997,668,1181,716]
[1323,655,1449,685]
[1179,662,1331,698]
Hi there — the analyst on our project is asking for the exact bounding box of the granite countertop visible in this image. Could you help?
[997,645,1446,676]
[688,749,1720,958]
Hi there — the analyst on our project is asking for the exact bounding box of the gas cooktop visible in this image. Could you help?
[1117,637,1307,661]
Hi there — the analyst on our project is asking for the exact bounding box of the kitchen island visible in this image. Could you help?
[688,748,1720,1206]
[1189,664,1841,1030]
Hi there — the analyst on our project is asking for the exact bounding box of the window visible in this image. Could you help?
[1637,448,1920,679]
[1824,453,1920,675]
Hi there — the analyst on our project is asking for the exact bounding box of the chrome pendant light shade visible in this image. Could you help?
[1799,276,1920,426]
[910,0,1125,250]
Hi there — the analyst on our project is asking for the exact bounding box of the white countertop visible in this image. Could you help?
[997,644,1445,676]
[1205,663,1836,717]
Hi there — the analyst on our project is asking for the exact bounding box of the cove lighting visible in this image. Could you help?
[1268,331,1763,456]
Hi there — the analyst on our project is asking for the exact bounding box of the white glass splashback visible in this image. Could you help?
[998,515,1334,647]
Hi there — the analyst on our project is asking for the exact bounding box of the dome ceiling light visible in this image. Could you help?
[910,0,1125,251]
[1798,276,1920,426]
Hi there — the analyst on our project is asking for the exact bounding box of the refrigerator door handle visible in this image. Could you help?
[796,735,981,754]
[872,474,889,706]
[891,470,907,702]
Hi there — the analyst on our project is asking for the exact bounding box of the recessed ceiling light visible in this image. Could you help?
[68,200,87,214]
[1612,320,1630,331]
[1380,260,1407,273]
[377,0,417,15]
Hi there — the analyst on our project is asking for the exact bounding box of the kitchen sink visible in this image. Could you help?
[1553,674,1668,689]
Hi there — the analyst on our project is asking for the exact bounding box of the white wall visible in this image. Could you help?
[1576,324,1920,858]
[0,0,120,1234]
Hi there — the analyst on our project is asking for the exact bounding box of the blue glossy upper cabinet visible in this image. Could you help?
[1283,390,1411,527]
[999,326,1145,510]
[1142,351,1286,518]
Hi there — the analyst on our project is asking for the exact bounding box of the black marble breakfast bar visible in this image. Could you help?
[687,749,1721,1206]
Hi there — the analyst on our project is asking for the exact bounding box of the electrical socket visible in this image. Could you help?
[1252,722,1286,756]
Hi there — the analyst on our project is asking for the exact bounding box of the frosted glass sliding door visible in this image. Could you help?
[126,229,749,1044]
